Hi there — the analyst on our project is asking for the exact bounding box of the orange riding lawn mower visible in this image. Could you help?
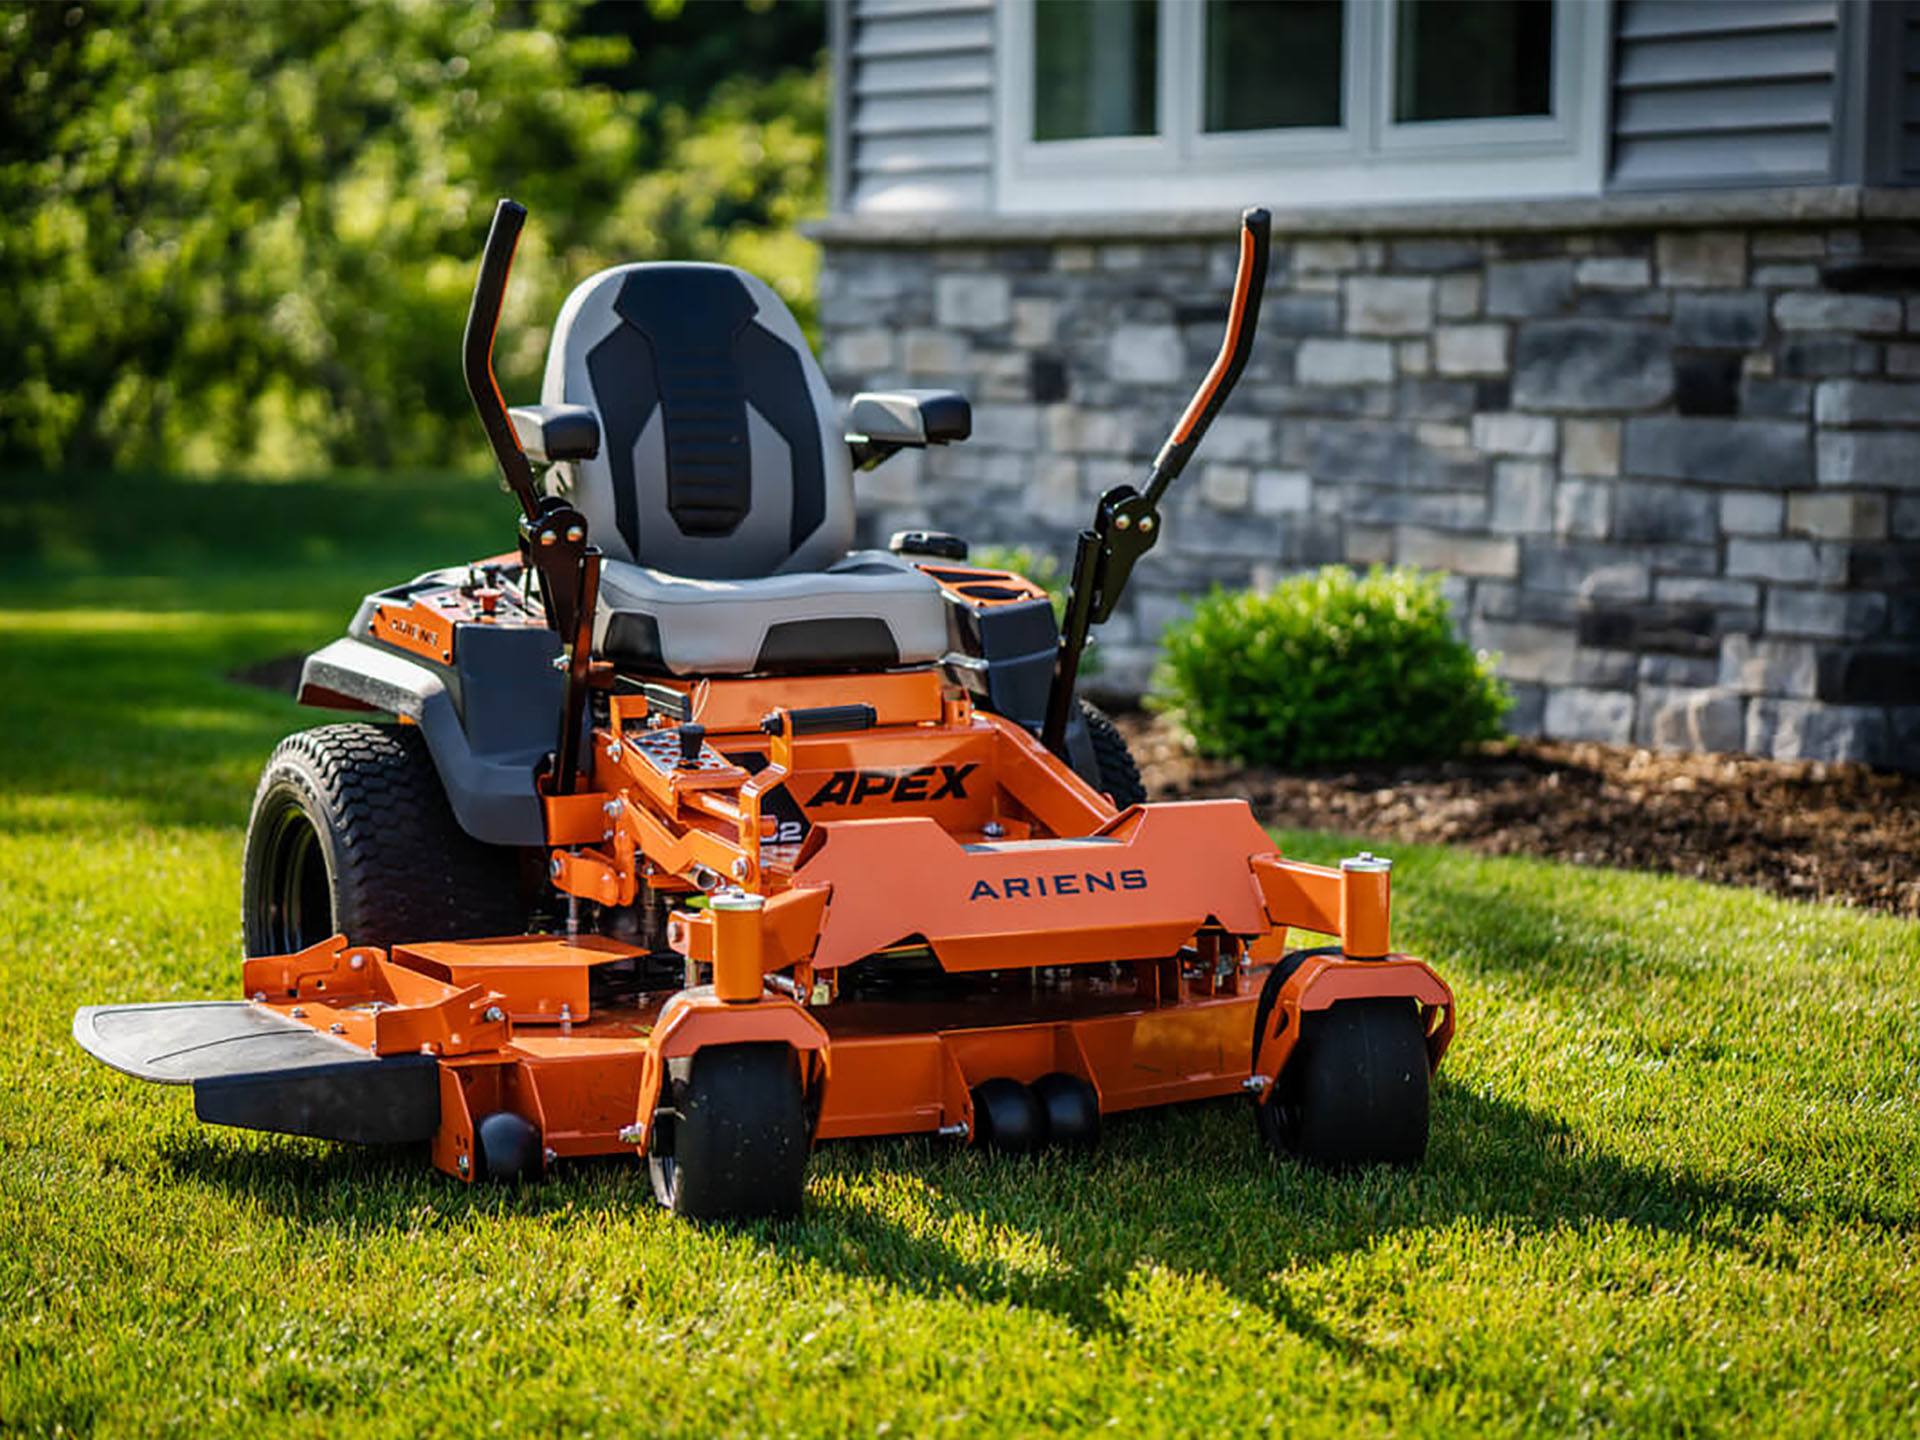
[75,201,1454,1219]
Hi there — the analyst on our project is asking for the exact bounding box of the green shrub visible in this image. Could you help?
[1152,565,1509,767]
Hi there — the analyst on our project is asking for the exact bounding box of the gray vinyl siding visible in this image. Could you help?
[844,0,994,213]
[1610,0,1842,189]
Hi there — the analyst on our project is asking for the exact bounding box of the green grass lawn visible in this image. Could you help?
[3,472,1918,1437]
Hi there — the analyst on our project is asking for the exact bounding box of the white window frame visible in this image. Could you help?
[996,0,1611,214]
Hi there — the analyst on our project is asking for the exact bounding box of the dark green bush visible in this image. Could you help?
[1152,565,1509,767]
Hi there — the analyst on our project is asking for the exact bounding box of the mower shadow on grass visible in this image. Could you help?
[155,1079,1857,1346]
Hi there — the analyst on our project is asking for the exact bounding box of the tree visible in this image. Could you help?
[0,0,825,475]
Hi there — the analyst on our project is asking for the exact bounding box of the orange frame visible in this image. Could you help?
[240,650,1453,1182]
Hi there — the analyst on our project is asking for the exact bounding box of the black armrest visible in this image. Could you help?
[847,390,971,448]
[508,404,600,464]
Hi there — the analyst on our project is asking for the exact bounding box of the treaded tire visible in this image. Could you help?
[1257,995,1430,1170]
[242,723,526,956]
[649,1042,809,1221]
[1080,700,1146,808]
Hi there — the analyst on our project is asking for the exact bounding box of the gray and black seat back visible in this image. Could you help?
[540,263,854,579]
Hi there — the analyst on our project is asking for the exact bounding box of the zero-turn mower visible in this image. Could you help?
[74,201,1454,1219]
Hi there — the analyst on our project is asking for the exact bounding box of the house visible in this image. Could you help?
[811,0,1920,767]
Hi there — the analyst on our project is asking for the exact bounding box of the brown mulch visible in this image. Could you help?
[1116,712,1920,918]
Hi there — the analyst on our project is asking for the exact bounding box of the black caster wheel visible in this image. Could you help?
[648,1042,809,1221]
[970,1078,1045,1154]
[1257,996,1430,1169]
[475,1110,543,1183]
[1031,1072,1100,1146]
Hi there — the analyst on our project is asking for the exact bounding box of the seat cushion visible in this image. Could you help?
[594,550,951,676]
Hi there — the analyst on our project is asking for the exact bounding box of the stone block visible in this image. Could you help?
[1816,431,1920,489]
[1842,543,1920,588]
[1012,298,1058,347]
[1765,587,1888,640]
[1543,686,1635,743]
[1031,456,1084,527]
[1398,340,1431,376]
[1739,379,1811,418]
[1346,276,1435,336]
[935,273,1012,330]
[1492,461,1554,534]
[1055,244,1097,273]
[1202,413,1276,463]
[1522,540,1650,599]
[1472,412,1557,456]
[1778,337,1881,378]
[1575,256,1653,289]
[1264,292,1343,335]
[1654,575,1760,609]
[1555,478,1611,538]
[1621,416,1810,488]
[1297,338,1396,385]
[1513,321,1672,412]
[1574,648,1640,688]
[1108,324,1186,383]
[1471,620,1575,684]
[1561,418,1622,477]
[1345,487,1489,530]
[1294,238,1363,274]
[1253,468,1312,514]
[1752,264,1820,288]
[1201,463,1251,512]
[1436,273,1482,319]
[1719,490,1784,536]
[1045,405,1135,455]
[1100,244,1148,271]
[1487,259,1576,317]
[969,403,1041,450]
[1395,526,1520,577]
[903,328,972,376]
[1345,524,1394,565]
[1720,634,1820,697]
[1433,324,1508,376]
[1751,230,1825,260]
[1612,482,1718,544]
[1774,292,1904,333]
[1388,239,1482,272]
[1788,491,1889,540]
[1673,292,1769,349]
[1893,495,1920,538]
[1657,230,1747,288]
[1637,687,1746,753]
[1746,699,1890,764]
[1725,537,1822,583]
[1888,343,1920,378]
[1639,654,1720,687]
[1417,421,1470,449]
[832,329,897,375]
[1814,379,1920,427]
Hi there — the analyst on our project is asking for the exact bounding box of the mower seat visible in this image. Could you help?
[537,258,955,676]
[595,548,949,676]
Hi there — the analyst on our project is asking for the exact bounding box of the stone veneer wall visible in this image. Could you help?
[817,221,1920,768]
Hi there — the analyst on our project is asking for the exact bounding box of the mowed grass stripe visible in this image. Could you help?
[2,472,1916,1436]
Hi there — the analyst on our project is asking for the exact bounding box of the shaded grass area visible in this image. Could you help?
[3,472,1918,1436]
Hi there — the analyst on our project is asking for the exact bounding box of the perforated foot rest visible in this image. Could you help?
[73,1002,439,1145]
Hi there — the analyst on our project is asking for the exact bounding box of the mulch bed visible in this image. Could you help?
[1115,712,1920,918]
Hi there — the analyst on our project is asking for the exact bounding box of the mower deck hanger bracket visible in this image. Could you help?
[73,198,1454,1218]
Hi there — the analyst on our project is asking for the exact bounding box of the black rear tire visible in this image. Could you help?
[241,723,526,956]
[970,1078,1045,1154]
[1080,700,1146,808]
[649,1043,809,1221]
[1257,997,1430,1169]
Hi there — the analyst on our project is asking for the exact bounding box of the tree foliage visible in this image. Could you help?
[0,0,825,475]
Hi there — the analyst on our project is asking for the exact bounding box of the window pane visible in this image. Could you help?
[1034,0,1158,141]
[1395,0,1552,123]
[1204,0,1343,133]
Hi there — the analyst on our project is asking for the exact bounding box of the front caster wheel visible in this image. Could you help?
[1258,997,1430,1169]
[649,1043,809,1221]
